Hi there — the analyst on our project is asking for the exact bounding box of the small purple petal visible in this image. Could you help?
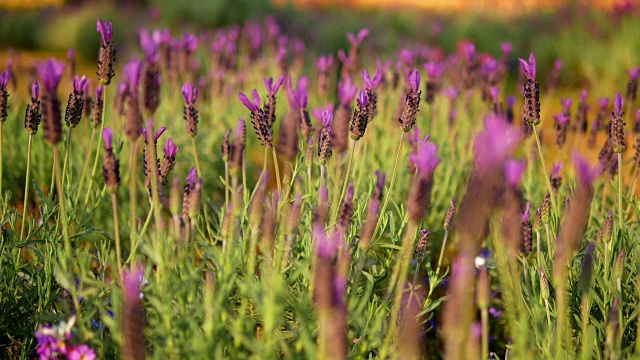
[0,70,9,89]
[504,159,526,187]
[410,139,440,175]
[627,67,640,80]
[613,93,623,116]
[554,113,570,124]
[155,126,167,141]
[187,167,198,185]
[357,90,369,108]
[95,85,103,102]
[102,128,113,151]
[31,81,40,101]
[560,97,572,111]
[238,91,258,112]
[408,69,420,93]
[164,138,178,158]
[599,97,609,109]
[552,162,563,176]
[96,19,114,44]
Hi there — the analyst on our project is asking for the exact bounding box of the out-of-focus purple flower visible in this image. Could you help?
[38,59,65,93]
[444,87,460,100]
[560,97,572,112]
[517,53,536,81]
[338,78,358,105]
[362,68,382,90]
[408,69,420,93]
[463,43,475,62]
[506,96,515,108]
[67,344,97,360]
[122,265,145,302]
[181,83,198,105]
[140,29,158,60]
[0,70,9,89]
[97,19,114,44]
[599,97,609,109]
[72,75,87,94]
[312,104,334,123]
[321,110,333,127]
[182,32,199,52]
[481,58,498,75]
[164,138,178,158]
[580,89,588,102]
[552,162,563,176]
[613,93,623,117]
[316,54,333,72]
[553,59,563,72]
[408,126,430,150]
[238,90,260,112]
[423,62,444,79]
[573,153,599,186]
[522,202,531,222]
[501,42,512,57]
[30,80,40,101]
[95,85,103,102]
[263,76,284,96]
[490,86,499,102]
[473,115,522,172]
[504,159,526,187]
[103,128,113,151]
[627,67,640,80]
[376,58,392,73]
[356,90,369,108]
[409,139,440,176]
[399,48,416,66]
[489,307,503,318]
[554,113,570,124]
[124,59,142,91]
[347,28,369,46]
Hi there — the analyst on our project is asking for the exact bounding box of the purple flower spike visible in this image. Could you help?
[238,91,259,112]
[124,59,142,90]
[517,53,537,81]
[560,97,572,111]
[31,81,40,101]
[504,159,526,187]
[182,33,199,52]
[410,140,440,176]
[321,110,333,127]
[181,83,198,105]
[573,153,598,186]
[263,76,284,96]
[463,43,476,61]
[423,62,445,79]
[164,138,178,158]
[122,266,144,303]
[38,59,65,92]
[316,55,333,72]
[474,115,522,172]
[103,128,113,151]
[627,67,640,80]
[613,93,623,116]
[139,30,158,60]
[338,78,358,105]
[553,113,570,124]
[357,90,369,107]
[347,28,369,46]
[73,75,88,94]
[399,49,416,66]
[187,167,198,185]
[599,97,609,109]
[362,68,382,90]
[490,86,499,102]
[552,162,563,176]
[408,69,420,93]
[141,121,166,141]
[501,42,513,56]
[376,170,386,189]
[95,85,103,102]
[97,19,114,44]
[522,202,531,222]
[0,70,9,89]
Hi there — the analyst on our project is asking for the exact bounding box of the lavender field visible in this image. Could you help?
[1,2,640,359]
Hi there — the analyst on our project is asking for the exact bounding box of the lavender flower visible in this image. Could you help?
[24,81,41,135]
[182,83,199,137]
[124,59,143,141]
[318,110,333,165]
[350,90,370,140]
[626,67,640,102]
[610,93,625,153]
[38,59,65,145]
[102,127,120,192]
[423,62,445,103]
[407,138,439,222]
[0,70,9,122]
[474,115,522,173]
[239,89,272,148]
[520,202,532,255]
[97,19,116,85]
[554,113,570,149]
[159,138,178,185]
[140,31,161,115]
[122,266,147,360]
[504,159,526,188]
[362,68,382,119]
[316,54,333,98]
[547,59,562,91]
[262,76,284,128]
[399,69,421,132]
[91,85,104,129]
[550,162,563,193]
[65,75,87,128]
[518,53,540,126]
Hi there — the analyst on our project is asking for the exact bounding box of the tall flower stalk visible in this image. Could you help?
[102,128,122,274]
[21,81,40,239]
[519,53,559,215]
[0,70,10,194]
[610,93,626,229]
[75,85,103,206]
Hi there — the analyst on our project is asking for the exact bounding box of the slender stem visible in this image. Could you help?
[374,132,405,237]
[191,136,214,240]
[20,135,33,240]
[49,153,56,199]
[545,299,551,325]
[85,88,108,207]
[75,128,96,206]
[532,125,559,214]
[481,308,489,359]
[225,161,229,207]
[62,127,72,191]
[129,140,139,248]
[536,231,541,265]
[54,145,72,272]
[270,147,282,196]
[0,123,3,195]
[617,152,624,230]
[191,137,202,177]
[111,193,122,276]
[337,141,356,211]
[435,229,449,277]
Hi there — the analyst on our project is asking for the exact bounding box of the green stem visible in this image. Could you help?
[481,307,489,359]
[374,132,405,238]
[337,141,356,213]
[74,128,96,206]
[191,137,202,177]
[270,146,282,197]
[84,88,108,208]
[0,122,3,195]
[20,135,33,240]
[617,152,624,230]
[61,127,72,192]
[191,136,214,240]
[435,229,449,277]
[129,140,139,250]
[532,125,559,215]
[54,145,72,272]
[111,193,122,277]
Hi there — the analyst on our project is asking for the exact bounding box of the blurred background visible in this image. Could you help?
[0,0,638,90]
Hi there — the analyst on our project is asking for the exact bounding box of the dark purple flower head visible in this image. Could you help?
[522,202,531,222]
[627,67,640,80]
[38,59,65,93]
[599,97,609,109]
[338,78,358,105]
[552,162,563,176]
[501,42,513,57]
[409,139,440,176]
[263,76,284,97]
[506,96,515,108]
[95,85,103,102]
[444,87,460,100]
[97,19,114,44]
[153,28,171,45]
[103,127,113,151]
[474,115,522,171]
[181,83,198,105]
[481,59,498,75]
[187,167,197,185]
[31,80,40,101]
[560,97,572,111]
[0,70,9,89]
[423,62,445,79]
[316,54,333,72]
[164,138,178,158]
[238,90,260,112]
[124,58,142,91]
[517,53,537,81]
[573,153,599,186]
[504,159,526,187]
[347,28,369,46]
[73,75,88,95]
[463,43,476,62]
[613,93,623,117]
[553,113,570,124]
[362,68,382,90]
[408,69,420,93]
[357,89,369,108]
[490,86,499,102]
